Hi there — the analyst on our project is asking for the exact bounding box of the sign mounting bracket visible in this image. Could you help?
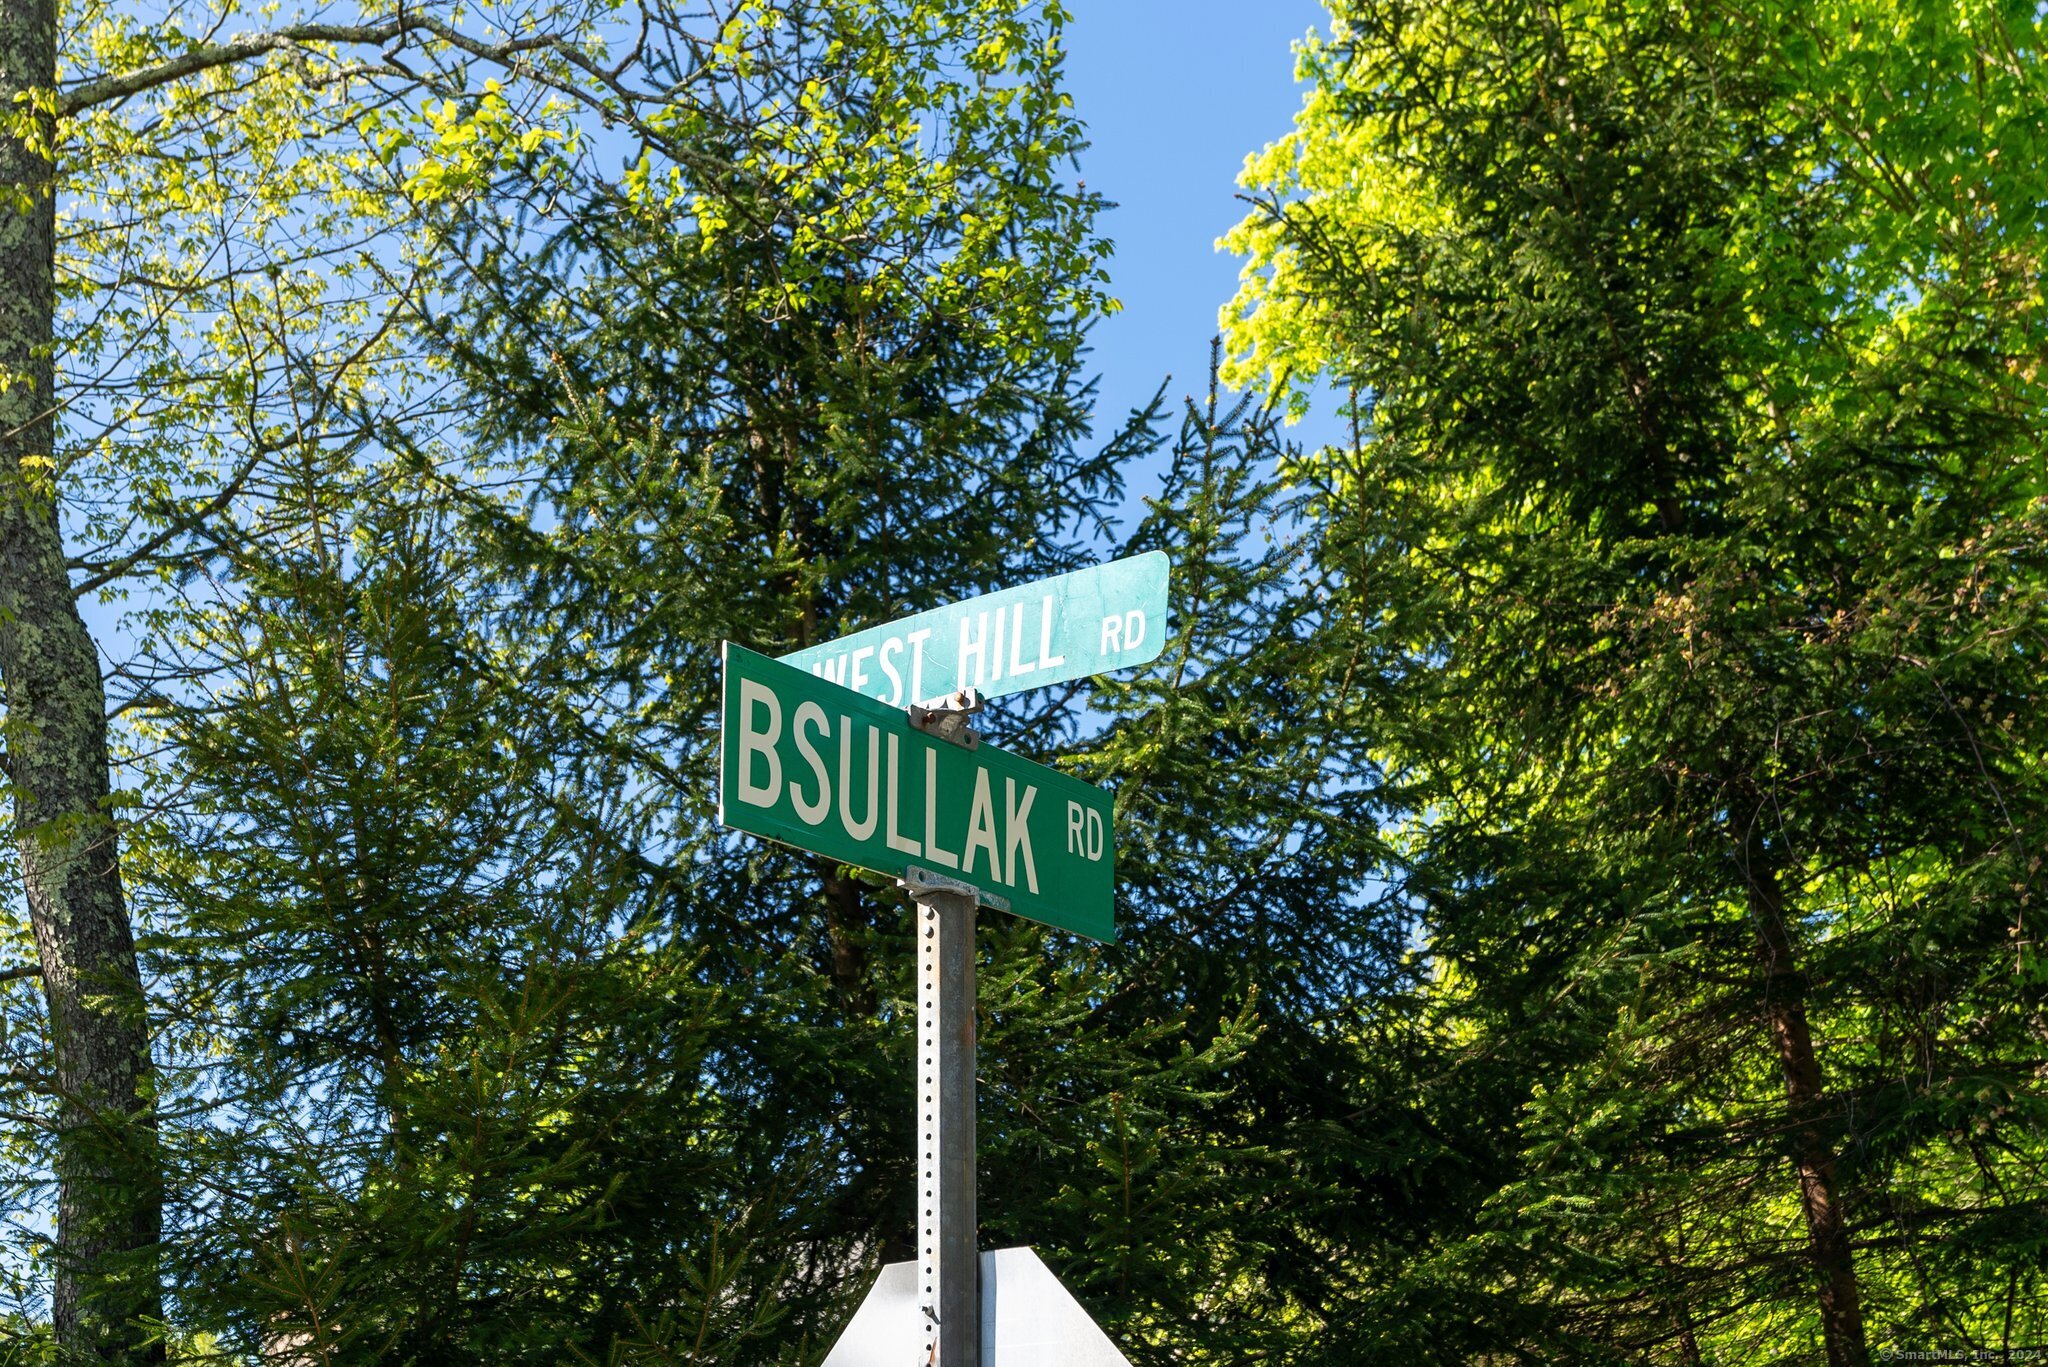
[903,864,1009,914]
[908,687,983,750]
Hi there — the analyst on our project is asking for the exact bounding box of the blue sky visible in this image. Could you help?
[1062,0,1344,462]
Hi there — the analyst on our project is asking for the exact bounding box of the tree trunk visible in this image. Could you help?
[1738,829,1865,1367]
[820,863,875,1016]
[0,0,164,1355]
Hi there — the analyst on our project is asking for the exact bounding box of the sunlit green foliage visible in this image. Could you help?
[8,0,2045,1362]
[1227,2,2048,1362]
[26,0,1394,1361]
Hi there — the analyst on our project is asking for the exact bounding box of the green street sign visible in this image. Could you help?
[719,644,1115,941]
[778,551,1169,706]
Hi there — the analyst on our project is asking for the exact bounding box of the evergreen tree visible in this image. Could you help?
[112,3,1395,1361]
[1045,364,1408,1359]
[1225,3,2048,1363]
[138,462,803,1363]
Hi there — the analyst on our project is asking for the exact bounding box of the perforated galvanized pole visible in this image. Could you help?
[905,865,980,1365]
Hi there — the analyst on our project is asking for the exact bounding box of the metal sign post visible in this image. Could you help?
[908,866,980,1364]
[719,553,1163,1364]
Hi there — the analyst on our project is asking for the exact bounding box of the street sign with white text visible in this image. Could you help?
[777,551,1169,706]
[719,644,1115,941]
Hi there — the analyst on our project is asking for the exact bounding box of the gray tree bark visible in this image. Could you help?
[0,0,164,1355]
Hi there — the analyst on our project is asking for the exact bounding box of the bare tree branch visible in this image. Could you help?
[58,17,564,117]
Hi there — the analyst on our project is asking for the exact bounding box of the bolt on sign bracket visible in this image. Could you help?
[909,687,984,750]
